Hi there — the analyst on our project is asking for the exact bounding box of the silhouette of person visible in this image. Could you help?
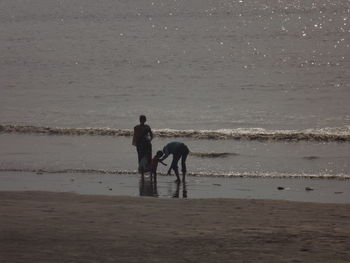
[150,150,167,183]
[160,141,189,182]
[132,115,153,173]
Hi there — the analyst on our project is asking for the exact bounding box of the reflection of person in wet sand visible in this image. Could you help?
[160,141,190,182]
[173,181,187,198]
[132,115,153,174]
[139,179,158,197]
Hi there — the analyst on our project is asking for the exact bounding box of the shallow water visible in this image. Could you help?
[0,171,349,203]
[1,134,349,178]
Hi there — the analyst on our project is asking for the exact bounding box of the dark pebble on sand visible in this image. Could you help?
[302,156,320,160]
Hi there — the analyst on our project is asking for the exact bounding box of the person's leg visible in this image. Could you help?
[171,154,181,182]
[181,146,189,181]
[137,141,147,168]
[139,156,147,174]
[136,144,143,173]
[143,141,152,169]
[148,142,152,164]
[136,144,142,163]
[141,157,148,179]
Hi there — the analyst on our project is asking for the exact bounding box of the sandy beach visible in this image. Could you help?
[0,191,349,263]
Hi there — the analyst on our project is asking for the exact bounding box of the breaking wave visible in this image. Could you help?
[1,124,350,142]
[0,168,349,180]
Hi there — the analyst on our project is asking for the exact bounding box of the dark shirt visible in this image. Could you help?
[161,141,185,160]
[132,124,152,146]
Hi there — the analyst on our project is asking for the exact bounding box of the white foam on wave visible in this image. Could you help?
[1,168,349,180]
[1,124,350,141]
[155,126,350,141]
[156,126,350,135]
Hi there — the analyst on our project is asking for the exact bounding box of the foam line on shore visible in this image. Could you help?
[1,168,349,179]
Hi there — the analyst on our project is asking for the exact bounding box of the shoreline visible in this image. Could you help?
[0,171,349,203]
[1,191,349,263]
[1,167,350,179]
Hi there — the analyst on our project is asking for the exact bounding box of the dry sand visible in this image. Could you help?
[0,191,349,263]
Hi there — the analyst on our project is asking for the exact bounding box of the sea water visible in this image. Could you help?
[0,0,349,182]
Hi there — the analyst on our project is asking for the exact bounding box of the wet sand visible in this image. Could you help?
[1,171,349,203]
[0,191,349,263]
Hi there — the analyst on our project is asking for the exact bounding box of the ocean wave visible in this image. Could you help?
[0,168,349,180]
[1,124,350,142]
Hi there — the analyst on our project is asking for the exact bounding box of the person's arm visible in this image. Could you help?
[159,160,167,166]
[160,153,169,161]
[132,127,137,146]
[148,126,153,141]
[160,147,169,161]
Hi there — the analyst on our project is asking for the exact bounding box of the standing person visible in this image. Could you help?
[132,115,153,172]
[160,141,190,182]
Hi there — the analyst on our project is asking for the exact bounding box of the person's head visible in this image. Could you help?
[139,115,146,124]
[156,150,163,158]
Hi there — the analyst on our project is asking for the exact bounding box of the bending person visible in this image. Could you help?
[132,115,153,172]
[160,141,189,182]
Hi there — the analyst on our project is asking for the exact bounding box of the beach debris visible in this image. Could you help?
[334,191,343,194]
[212,183,221,186]
[190,152,238,158]
[305,187,314,191]
[36,169,44,175]
[109,188,113,191]
[277,186,285,190]
[70,179,74,182]
[99,181,102,184]
[302,156,320,160]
